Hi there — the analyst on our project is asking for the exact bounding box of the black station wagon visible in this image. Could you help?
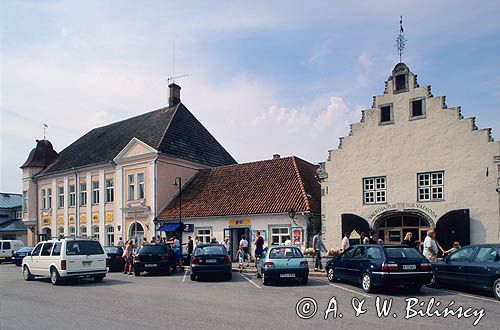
[326,244,432,293]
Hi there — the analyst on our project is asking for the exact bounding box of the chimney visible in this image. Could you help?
[273,154,281,159]
[168,83,181,107]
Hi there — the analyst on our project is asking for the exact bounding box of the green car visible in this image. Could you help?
[256,245,309,285]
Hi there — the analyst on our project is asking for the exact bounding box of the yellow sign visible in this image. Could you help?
[105,212,113,222]
[42,217,51,225]
[69,215,75,224]
[58,215,64,225]
[229,219,251,226]
[92,214,99,223]
[80,214,87,224]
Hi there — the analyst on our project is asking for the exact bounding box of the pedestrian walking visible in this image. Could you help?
[341,232,350,251]
[253,231,264,268]
[237,246,246,273]
[239,235,250,266]
[123,240,134,275]
[187,235,194,261]
[423,229,439,262]
[312,231,327,272]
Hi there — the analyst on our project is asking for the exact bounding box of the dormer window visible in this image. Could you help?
[379,104,393,125]
[410,98,425,119]
[394,74,407,91]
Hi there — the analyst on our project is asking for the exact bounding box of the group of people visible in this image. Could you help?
[236,232,265,272]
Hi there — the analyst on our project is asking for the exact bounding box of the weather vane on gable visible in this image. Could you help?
[43,123,48,139]
[395,15,407,63]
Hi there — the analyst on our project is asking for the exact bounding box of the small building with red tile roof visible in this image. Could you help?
[158,155,321,260]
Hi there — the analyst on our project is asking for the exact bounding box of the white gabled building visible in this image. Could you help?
[319,62,500,250]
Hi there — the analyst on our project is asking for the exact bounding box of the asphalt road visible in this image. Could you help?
[0,264,499,330]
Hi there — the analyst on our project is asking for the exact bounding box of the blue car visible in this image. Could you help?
[429,244,500,300]
[256,245,309,286]
[12,246,34,266]
[326,244,432,293]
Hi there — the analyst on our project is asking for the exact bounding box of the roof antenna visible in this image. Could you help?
[43,123,48,139]
[167,41,188,85]
[395,15,407,63]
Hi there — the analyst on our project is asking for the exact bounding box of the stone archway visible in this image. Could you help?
[128,222,144,246]
[372,210,433,244]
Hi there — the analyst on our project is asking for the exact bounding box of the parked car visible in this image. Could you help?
[22,237,108,285]
[104,246,125,272]
[0,240,25,263]
[326,244,432,293]
[429,244,500,300]
[12,246,34,266]
[256,245,309,285]
[133,244,173,276]
[190,244,231,281]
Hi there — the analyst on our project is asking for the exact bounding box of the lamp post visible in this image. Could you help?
[288,208,298,226]
[173,177,182,247]
[153,217,159,239]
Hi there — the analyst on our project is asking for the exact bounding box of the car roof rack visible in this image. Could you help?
[47,235,95,241]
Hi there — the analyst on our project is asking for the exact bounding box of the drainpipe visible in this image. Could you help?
[73,168,79,236]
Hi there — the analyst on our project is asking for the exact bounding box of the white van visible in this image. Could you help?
[0,240,25,262]
[22,237,108,285]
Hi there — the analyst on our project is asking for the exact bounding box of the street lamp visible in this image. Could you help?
[153,217,159,238]
[288,208,298,226]
[173,177,182,247]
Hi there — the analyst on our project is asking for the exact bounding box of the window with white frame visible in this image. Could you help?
[58,186,64,208]
[47,188,52,209]
[15,211,22,219]
[80,183,87,205]
[80,226,87,236]
[105,226,115,245]
[196,228,212,244]
[137,173,145,199]
[363,176,387,204]
[128,175,135,201]
[92,226,99,240]
[42,189,47,209]
[22,191,27,212]
[418,171,444,201]
[105,179,114,203]
[271,226,290,245]
[69,226,76,236]
[58,227,64,237]
[92,181,99,204]
[69,185,76,207]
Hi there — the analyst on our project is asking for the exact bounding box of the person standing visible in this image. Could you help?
[239,235,249,266]
[423,229,439,262]
[368,231,377,244]
[117,237,125,247]
[222,237,230,255]
[187,236,194,261]
[312,231,327,272]
[402,232,415,248]
[253,231,264,267]
[341,233,350,251]
[123,240,134,275]
[284,235,292,246]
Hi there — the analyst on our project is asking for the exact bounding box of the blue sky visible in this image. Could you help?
[1,1,499,192]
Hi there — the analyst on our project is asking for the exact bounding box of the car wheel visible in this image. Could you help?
[327,267,336,283]
[256,268,262,278]
[427,274,439,288]
[50,267,61,285]
[190,274,196,281]
[23,266,34,281]
[493,278,500,301]
[94,276,104,283]
[262,272,270,286]
[165,265,171,276]
[361,273,373,293]
[301,276,308,285]
[226,272,233,281]
[134,269,140,276]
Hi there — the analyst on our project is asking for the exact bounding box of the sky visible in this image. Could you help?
[1,1,499,193]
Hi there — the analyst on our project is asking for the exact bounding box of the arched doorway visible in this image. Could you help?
[373,211,432,244]
[40,227,52,241]
[129,222,144,247]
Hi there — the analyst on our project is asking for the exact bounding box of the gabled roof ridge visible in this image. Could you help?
[155,103,181,149]
[93,105,173,131]
[209,155,295,171]
[291,156,311,211]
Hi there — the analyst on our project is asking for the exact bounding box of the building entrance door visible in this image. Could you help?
[229,227,250,261]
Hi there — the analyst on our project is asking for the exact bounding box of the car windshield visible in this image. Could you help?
[139,245,164,255]
[17,246,33,252]
[384,247,422,259]
[104,246,122,254]
[268,247,303,259]
[195,245,226,256]
[66,240,104,256]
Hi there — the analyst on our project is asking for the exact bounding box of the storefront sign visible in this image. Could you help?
[291,227,304,244]
[229,219,251,226]
[366,203,438,220]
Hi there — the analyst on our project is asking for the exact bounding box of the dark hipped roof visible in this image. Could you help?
[0,193,22,209]
[158,156,320,219]
[0,219,27,233]
[39,103,236,176]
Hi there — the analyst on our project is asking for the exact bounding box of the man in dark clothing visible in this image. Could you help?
[187,236,194,262]
[253,231,264,267]
[312,231,327,272]
[368,231,377,244]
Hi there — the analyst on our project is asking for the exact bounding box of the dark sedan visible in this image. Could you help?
[190,244,232,281]
[326,244,432,293]
[133,244,173,276]
[104,246,125,272]
[429,244,500,300]
[12,246,34,266]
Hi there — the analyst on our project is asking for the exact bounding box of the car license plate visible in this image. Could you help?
[206,259,216,263]
[82,261,92,267]
[145,264,157,268]
[403,264,416,270]
[280,273,295,278]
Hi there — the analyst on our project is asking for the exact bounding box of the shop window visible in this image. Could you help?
[379,105,393,124]
[271,227,290,245]
[395,74,406,91]
[418,171,444,202]
[363,176,386,204]
[196,228,212,243]
[410,99,425,118]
